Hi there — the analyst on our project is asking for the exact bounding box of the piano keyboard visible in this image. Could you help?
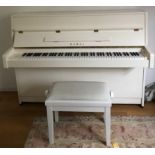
[22,52,141,58]
[5,47,148,68]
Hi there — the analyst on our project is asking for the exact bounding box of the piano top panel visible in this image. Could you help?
[12,11,146,31]
[12,11,147,47]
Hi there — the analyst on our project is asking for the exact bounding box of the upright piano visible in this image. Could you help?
[3,11,154,106]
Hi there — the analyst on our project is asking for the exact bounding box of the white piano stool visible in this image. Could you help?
[45,81,112,146]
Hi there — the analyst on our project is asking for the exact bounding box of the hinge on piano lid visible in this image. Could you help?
[18,31,23,34]
[94,29,99,32]
[134,28,139,32]
[56,30,61,33]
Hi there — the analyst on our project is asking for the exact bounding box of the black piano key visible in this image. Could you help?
[135,52,140,56]
[130,52,133,56]
[26,53,33,57]
[118,52,122,56]
[84,53,87,56]
[101,52,105,56]
[49,53,54,56]
[42,53,48,56]
[114,52,117,56]
[81,53,85,56]
[132,52,135,56]
[123,52,129,56]
[69,53,72,56]
[130,52,134,56]
[22,53,27,57]
[65,53,69,56]
[90,52,95,56]
[49,53,57,56]
[126,52,129,56]
[109,52,112,56]
[74,53,79,56]
[106,52,109,56]
[33,53,42,57]
[97,53,100,57]
[106,52,112,57]
[58,53,63,56]
[53,53,57,56]
[133,52,140,56]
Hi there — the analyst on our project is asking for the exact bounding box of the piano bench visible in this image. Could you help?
[45,81,112,146]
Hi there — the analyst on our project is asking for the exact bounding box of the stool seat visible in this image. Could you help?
[45,81,112,146]
[45,81,111,107]
[47,81,110,101]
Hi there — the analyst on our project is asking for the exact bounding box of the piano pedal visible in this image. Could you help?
[112,142,120,148]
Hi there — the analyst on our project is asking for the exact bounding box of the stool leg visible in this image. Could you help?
[104,107,111,147]
[47,107,54,144]
[54,111,59,122]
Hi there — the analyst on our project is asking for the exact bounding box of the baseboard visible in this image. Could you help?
[0,87,17,91]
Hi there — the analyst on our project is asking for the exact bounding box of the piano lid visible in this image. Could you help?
[12,11,147,47]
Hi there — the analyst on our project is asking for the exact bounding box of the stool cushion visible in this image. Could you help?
[46,81,111,106]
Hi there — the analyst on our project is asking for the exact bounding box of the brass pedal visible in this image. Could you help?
[112,142,120,148]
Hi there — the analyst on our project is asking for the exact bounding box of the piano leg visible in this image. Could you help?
[18,97,22,105]
[54,111,59,122]
[141,68,146,107]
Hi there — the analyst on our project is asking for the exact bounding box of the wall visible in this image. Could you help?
[0,6,155,91]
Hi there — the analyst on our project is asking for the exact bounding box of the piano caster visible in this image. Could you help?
[140,104,144,108]
[138,104,144,108]
[19,101,23,105]
[18,98,23,105]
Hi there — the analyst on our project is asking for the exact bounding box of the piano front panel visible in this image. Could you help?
[15,67,144,104]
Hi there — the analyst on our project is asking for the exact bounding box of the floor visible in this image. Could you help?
[0,91,155,148]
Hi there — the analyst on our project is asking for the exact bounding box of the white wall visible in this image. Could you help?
[0,6,155,91]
